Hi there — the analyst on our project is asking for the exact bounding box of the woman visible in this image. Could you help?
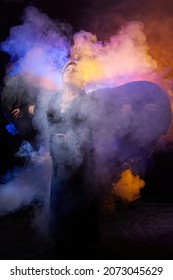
[47,60,99,252]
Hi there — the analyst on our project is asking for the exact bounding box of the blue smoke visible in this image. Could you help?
[0,5,71,79]
[6,123,18,135]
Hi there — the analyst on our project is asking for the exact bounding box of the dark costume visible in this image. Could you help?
[0,87,22,178]
[47,92,99,246]
[1,75,38,148]
[46,80,172,254]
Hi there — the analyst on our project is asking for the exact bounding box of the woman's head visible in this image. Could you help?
[62,60,85,89]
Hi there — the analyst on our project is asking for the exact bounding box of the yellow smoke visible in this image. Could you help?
[70,23,161,92]
[112,169,145,203]
[71,30,104,82]
[76,59,104,82]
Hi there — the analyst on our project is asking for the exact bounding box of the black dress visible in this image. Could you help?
[47,93,99,246]
[1,75,38,148]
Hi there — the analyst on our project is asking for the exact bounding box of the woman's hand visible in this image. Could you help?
[28,105,35,115]
[11,108,22,118]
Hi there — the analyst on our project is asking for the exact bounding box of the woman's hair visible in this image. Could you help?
[61,60,78,74]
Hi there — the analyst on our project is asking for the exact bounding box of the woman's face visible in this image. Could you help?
[62,63,84,89]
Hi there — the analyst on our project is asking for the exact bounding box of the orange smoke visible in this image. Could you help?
[144,17,173,117]
[112,169,145,203]
[71,21,173,141]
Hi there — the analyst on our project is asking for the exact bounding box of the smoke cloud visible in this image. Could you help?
[0,152,51,208]
[0,2,172,228]
[81,0,173,99]
[112,168,145,203]
[0,151,51,234]
[71,23,160,91]
[1,5,72,91]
